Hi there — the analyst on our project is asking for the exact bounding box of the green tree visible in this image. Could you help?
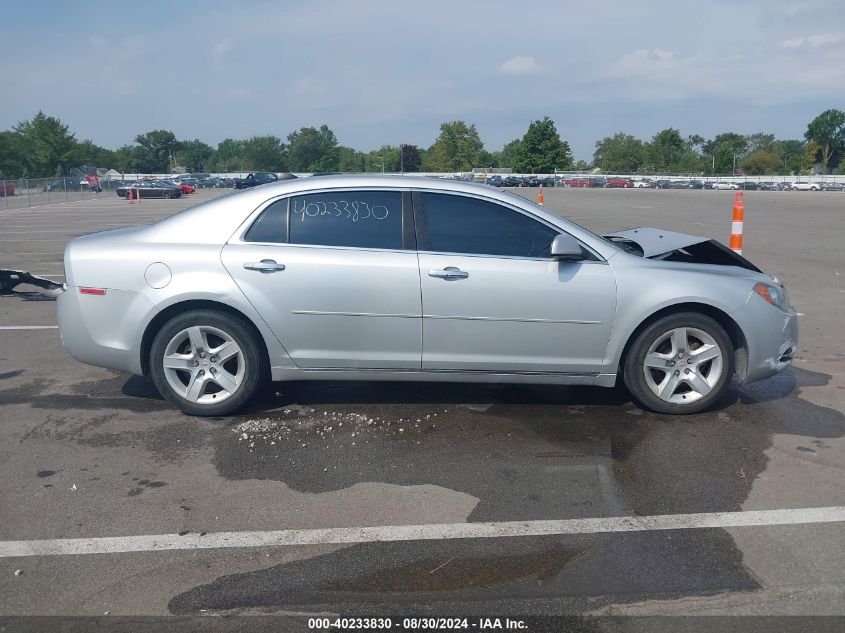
[514,116,572,172]
[13,111,77,176]
[133,130,179,172]
[573,159,590,171]
[703,133,748,174]
[644,128,688,172]
[287,125,339,172]
[70,139,115,168]
[499,139,522,169]
[177,139,214,172]
[425,121,484,171]
[337,146,365,172]
[805,109,845,172]
[210,138,245,172]
[364,145,399,172]
[113,144,143,173]
[242,135,286,172]
[741,150,781,175]
[803,140,822,172]
[0,131,24,178]
[746,133,776,153]
[593,132,644,173]
[395,144,422,172]
[774,140,805,174]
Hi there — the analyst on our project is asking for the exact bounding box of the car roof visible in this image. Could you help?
[144,174,621,259]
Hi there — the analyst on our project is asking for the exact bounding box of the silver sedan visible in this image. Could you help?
[58,175,798,416]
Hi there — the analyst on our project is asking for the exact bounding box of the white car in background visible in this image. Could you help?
[711,182,739,190]
[792,182,820,191]
[633,179,653,188]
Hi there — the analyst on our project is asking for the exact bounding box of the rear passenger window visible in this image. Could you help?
[244,199,287,243]
[289,191,403,249]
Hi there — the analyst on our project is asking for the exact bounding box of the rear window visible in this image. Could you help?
[289,190,403,249]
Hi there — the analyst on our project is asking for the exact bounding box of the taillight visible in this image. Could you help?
[79,287,106,295]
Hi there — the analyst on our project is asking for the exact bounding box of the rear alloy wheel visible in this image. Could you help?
[150,310,263,415]
[623,312,734,414]
[162,191,171,198]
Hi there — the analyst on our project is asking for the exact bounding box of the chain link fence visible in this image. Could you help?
[0,176,130,211]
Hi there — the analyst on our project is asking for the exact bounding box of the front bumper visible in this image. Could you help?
[731,293,799,384]
[57,286,155,375]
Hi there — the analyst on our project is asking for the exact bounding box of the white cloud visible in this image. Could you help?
[499,55,537,75]
[781,32,845,49]
[211,37,233,62]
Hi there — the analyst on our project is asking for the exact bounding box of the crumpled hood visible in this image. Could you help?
[603,227,763,273]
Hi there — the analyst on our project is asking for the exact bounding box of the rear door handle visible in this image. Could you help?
[428,267,469,280]
[244,260,286,273]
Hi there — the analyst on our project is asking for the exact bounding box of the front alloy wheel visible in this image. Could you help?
[623,312,734,414]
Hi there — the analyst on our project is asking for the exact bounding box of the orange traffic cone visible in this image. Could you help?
[729,191,744,254]
[128,187,134,204]
[538,185,544,206]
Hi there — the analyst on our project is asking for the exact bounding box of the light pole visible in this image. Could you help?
[732,152,737,176]
[400,145,404,173]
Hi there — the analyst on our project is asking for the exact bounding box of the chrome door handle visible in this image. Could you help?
[428,267,469,280]
[244,260,286,273]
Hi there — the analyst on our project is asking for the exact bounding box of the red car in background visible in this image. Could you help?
[158,179,195,194]
[0,182,15,197]
[606,177,634,188]
[563,177,591,188]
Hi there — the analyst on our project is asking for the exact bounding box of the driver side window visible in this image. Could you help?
[417,192,558,258]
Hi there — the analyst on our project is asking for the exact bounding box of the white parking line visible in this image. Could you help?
[2,506,843,558]
[0,326,58,330]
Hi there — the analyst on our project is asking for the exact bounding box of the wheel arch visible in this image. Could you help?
[618,302,749,381]
[140,299,270,377]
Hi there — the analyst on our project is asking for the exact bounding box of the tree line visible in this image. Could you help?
[1,109,843,178]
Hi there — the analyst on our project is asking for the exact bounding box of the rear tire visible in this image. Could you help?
[623,312,734,415]
[149,309,264,416]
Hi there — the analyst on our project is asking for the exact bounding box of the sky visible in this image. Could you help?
[1,0,844,161]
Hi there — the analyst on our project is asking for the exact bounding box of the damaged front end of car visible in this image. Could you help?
[603,227,763,273]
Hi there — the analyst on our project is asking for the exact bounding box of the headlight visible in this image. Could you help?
[753,282,790,311]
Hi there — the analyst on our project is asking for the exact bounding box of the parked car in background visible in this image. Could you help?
[633,179,654,188]
[42,178,82,192]
[654,180,671,189]
[235,172,280,189]
[712,182,739,190]
[739,182,759,190]
[564,177,591,188]
[821,182,845,191]
[689,180,704,189]
[58,175,798,417]
[527,176,555,187]
[0,182,15,196]
[501,175,525,187]
[159,179,195,194]
[606,177,634,188]
[486,175,504,187]
[116,181,183,199]
[759,182,779,191]
[589,177,608,188]
[668,180,692,189]
[792,182,820,191]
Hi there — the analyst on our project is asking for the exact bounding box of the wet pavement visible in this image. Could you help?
[1,188,844,619]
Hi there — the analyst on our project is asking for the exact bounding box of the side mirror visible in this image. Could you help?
[550,233,584,260]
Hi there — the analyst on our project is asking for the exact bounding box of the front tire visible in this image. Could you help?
[623,312,734,414]
[149,309,264,416]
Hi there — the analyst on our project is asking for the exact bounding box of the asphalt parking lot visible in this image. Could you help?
[0,186,843,623]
